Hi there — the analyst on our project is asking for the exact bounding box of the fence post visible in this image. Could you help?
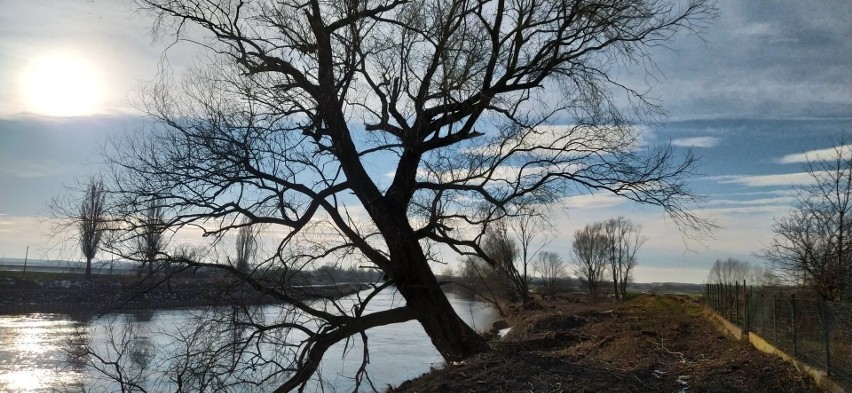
[718,283,723,313]
[724,282,729,319]
[728,282,733,321]
[744,281,750,334]
[715,283,719,311]
[820,298,831,375]
[772,294,778,344]
[791,294,798,358]
[735,281,740,326]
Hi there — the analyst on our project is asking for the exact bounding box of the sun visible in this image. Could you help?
[22,52,104,117]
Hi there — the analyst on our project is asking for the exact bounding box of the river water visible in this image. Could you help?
[0,289,497,392]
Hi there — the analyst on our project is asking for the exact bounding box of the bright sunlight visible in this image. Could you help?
[21,52,104,117]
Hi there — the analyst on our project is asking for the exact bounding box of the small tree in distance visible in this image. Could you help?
[79,178,107,279]
[135,201,166,276]
[535,251,567,290]
[603,217,643,300]
[232,219,258,275]
[572,223,609,298]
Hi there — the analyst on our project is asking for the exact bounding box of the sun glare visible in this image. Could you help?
[22,52,104,117]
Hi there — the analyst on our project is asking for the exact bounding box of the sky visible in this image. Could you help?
[0,0,850,283]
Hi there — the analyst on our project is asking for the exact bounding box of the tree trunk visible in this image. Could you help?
[612,267,619,301]
[85,256,92,279]
[389,240,491,360]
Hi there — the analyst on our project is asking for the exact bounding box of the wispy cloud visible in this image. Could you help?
[671,136,720,148]
[712,172,815,187]
[777,144,852,164]
[694,205,789,216]
[704,196,795,208]
[464,124,647,158]
[0,158,67,178]
[560,193,626,209]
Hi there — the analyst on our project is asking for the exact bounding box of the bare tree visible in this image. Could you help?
[572,223,609,298]
[455,225,520,314]
[78,178,108,279]
[512,210,555,301]
[483,222,531,302]
[535,251,567,290]
[93,0,713,389]
[231,219,258,275]
[603,217,643,300]
[135,201,167,276]
[460,209,554,305]
[762,144,852,300]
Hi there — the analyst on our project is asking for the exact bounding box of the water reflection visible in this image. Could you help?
[0,290,497,392]
[0,314,86,392]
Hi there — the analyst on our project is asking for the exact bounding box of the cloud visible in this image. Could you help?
[671,137,720,148]
[704,196,795,208]
[560,193,626,210]
[0,158,67,178]
[777,144,852,164]
[633,1,852,120]
[694,205,789,216]
[712,172,816,187]
[464,124,646,158]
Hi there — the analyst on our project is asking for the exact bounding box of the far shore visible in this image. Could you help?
[0,273,369,316]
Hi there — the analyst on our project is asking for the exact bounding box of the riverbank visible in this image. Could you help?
[0,274,368,315]
[391,293,820,392]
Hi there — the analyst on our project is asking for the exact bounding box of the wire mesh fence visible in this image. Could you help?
[706,282,851,390]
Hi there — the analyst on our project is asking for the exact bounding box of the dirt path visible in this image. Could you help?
[391,293,819,392]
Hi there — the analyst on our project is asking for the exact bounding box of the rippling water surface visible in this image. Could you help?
[0,290,496,392]
[0,314,86,392]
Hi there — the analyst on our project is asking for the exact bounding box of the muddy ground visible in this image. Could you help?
[391,293,819,392]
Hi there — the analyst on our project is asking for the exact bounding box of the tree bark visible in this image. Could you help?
[390,239,491,360]
[85,256,92,279]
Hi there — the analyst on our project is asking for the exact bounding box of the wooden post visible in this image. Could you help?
[735,281,740,326]
[744,281,749,334]
[791,294,798,358]
[820,298,831,374]
[22,246,29,278]
[773,294,778,344]
[727,282,733,321]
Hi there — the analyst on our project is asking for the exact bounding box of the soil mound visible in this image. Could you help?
[391,294,818,392]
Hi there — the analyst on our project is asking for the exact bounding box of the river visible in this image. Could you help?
[0,288,497,392]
